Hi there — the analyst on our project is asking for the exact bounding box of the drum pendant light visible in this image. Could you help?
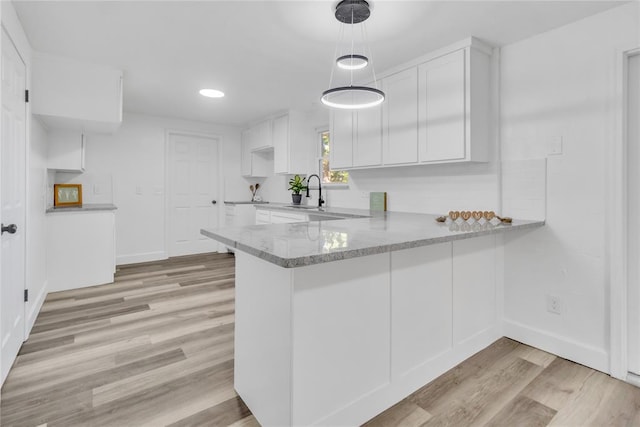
[321,0,385,110]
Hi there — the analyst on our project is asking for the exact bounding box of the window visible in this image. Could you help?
[320,130,349,185]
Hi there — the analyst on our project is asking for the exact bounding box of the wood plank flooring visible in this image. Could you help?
[2,252,640,426]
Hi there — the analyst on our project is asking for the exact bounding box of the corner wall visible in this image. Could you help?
[500,2,639,373]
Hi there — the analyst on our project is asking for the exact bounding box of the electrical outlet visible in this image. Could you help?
[546,295,562,315]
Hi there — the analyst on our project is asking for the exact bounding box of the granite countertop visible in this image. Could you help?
[224,201,270,205]
[201,208,544,268]
[46,203,118,213]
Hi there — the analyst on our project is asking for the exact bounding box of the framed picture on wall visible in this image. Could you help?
[54,184,83,207]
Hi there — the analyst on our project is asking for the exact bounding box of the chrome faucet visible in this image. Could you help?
[306,174,324,208]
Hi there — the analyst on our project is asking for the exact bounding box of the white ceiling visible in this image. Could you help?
[13,0,627,127]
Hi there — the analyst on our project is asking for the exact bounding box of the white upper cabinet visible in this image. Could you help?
[251,120,273,151]
[418,46,490,163]
[273,111,310,175]
[273,115,289,173]
[354,106,382,167]
[32,53,123,134]
[382,67,419,165]
[47,130,85,172]
[330,109,354,170]
[326,37,492,171]
[241,127,271,177]
[241,129,253,176]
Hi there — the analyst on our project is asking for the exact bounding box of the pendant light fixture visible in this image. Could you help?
[321,0,385,110]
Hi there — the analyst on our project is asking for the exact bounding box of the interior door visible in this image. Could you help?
[168,133,220,257]
[1,29,27,384]
[627,52,640,376]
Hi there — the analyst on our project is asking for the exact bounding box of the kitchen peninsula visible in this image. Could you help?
[201,208,544,426]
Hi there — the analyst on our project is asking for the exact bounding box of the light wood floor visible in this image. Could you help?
[2,253,639,426]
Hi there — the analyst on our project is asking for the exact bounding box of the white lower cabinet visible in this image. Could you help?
[234,234,500,426]
[391,243,452,377]
[46,211,116,292]
[256,209,307,224]
[255,209,271,225]
[225,204,258,227]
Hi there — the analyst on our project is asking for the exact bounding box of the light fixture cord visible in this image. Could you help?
[350,6,355,87]
[327,22,344,89]
[363,20,380,90]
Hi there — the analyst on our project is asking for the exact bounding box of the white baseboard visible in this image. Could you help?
[626,373,640,388]
[116,251,168,266]
[25,279,48,339]
[504,319,609,373]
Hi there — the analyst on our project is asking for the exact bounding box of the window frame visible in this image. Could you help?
[317,127,349,189]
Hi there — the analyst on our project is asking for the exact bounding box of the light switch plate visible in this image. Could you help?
[547,136,563,155]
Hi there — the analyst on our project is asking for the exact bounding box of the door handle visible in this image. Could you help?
[211,200,217,205]
[1,223,17,235]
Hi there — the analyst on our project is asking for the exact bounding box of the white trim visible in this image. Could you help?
[626,372,640,388]
[116,251,168,266]
[504,319,609,373]
[610,46,640,380]
[164,129,224,256]
[24,280,47,340]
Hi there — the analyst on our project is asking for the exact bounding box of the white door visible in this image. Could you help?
[627,52,640,376]
[1,30,27,384]
[168,133,220,257]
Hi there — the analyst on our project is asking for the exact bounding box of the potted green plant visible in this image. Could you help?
[288,175,307,205]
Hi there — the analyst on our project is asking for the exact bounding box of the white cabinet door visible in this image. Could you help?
[273,115,289,174]
[270,211,307,224]
[354,107,382,167]
[46,211,116,292]
[47,130,85,172]
[241,129,252,176]
[256,209,271,225]
[330,109,354,169]
[418,50,466,162]
[273,111,311,175]
[252,120,273,151]
[32,53,123,133]
[382,68,418,165]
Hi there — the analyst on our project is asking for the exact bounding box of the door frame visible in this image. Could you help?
[610,46,640,382]
[164,129,224,257]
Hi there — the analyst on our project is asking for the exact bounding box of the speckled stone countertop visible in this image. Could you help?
[201,207,544,268]
[46,203,118,214]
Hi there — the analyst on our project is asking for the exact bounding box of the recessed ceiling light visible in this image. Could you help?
[199,89,225,98]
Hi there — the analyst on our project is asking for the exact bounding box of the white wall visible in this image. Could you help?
[500,2,639,373]
[73,112,243,265]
